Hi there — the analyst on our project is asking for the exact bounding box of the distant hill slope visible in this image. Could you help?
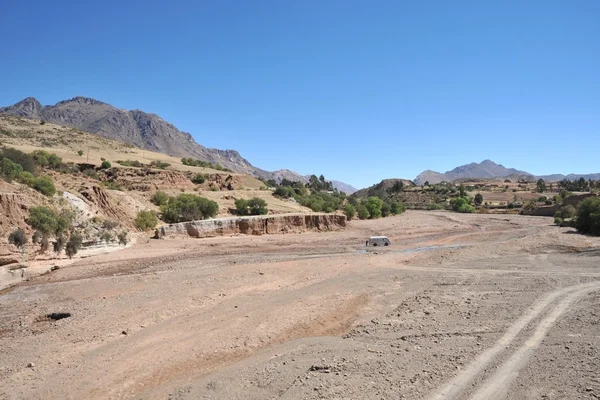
[330,180,358,195]
[414,159,600,185]
[1,97,357,191]
[0,97,265,177]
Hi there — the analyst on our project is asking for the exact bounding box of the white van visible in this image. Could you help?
[367,236,391,247]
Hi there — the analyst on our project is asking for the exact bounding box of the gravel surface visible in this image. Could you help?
[0,210,599,400]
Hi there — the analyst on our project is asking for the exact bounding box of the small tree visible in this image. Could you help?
[247,198,268,215]
[235,198,268,216]
[77,150,84,156]
[536,179,547,193]
[365,197,383,219]
[390,201,406,215]
[450,197,475,213]
[28,206,59,236]
[356,204,370,220]
[65,234,83,259]
[381,202,391,217]
[8,228,27,249]
[53,235,66,256]
[135,210,158,230]
[40,235,50,253]
[574,197,600,236]
[160,194,219,223]
[343,204,356,220]
[474,193,484,206]
[100,160,112,169]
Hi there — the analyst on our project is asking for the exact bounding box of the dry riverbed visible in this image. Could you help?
[1,210,599,400]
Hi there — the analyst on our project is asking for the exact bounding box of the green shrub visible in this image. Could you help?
[181,158,232,172]
[18,171,35,186]
[56,210,75,235]
[554,216,563,226]
[235,197,268,216]
[117,160,143,167]
[426,202,443,210]
[83,168,99,179]
[390,201,406,215]
[0,148,36,174]
[135,210,158,230]
[381,202,391,217]
[191,174,206,184]
[32,176,56,196]
[356,204,370,220]
[554,205,576,220]
[274,186,293,198]
[30,150,62,169]
[151,191,170,206]
[77,150,84,156]
[161,194,219,223]
[27,207,72,236]
[28,207,58,235]
[100,160,112,169]
[8,228,27,248]
[343,204,356,220]
[574,197,600,235]
[0,158,24,182]
[65,234,83,259]
[102,180,122,191]
[149,160,170,169]
[458,203,475,213]
[450,197,474,213]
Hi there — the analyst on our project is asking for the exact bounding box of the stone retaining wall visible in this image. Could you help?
[156,213,346,239]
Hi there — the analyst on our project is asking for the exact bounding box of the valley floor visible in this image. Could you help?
[1,211,599,399]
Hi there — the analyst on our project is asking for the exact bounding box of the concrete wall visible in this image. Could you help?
[156,213,347,239]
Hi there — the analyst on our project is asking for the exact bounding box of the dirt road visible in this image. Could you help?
[1,211,599,399]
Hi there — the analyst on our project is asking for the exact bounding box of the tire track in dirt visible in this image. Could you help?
[426,281,600,400]
[468,281,600,400]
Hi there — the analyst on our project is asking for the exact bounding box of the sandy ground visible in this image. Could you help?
[1,210,599,400]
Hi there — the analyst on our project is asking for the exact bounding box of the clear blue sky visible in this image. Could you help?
[1,1,599,189]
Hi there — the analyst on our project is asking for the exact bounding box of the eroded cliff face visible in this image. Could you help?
[157,214,346,239]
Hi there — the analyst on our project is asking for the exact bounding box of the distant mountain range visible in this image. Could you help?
[414,160,600,185]
[0,97,357,194]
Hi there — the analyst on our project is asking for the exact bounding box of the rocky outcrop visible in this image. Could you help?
[158,214,346,239]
